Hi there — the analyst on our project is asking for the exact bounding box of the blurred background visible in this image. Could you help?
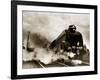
[23,11,90,49]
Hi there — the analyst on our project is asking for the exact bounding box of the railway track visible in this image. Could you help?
[35,60,70,68]
[35,60,89,68]
[55,62,69,67]
[36,61,46,68]
[23,60,89,69]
